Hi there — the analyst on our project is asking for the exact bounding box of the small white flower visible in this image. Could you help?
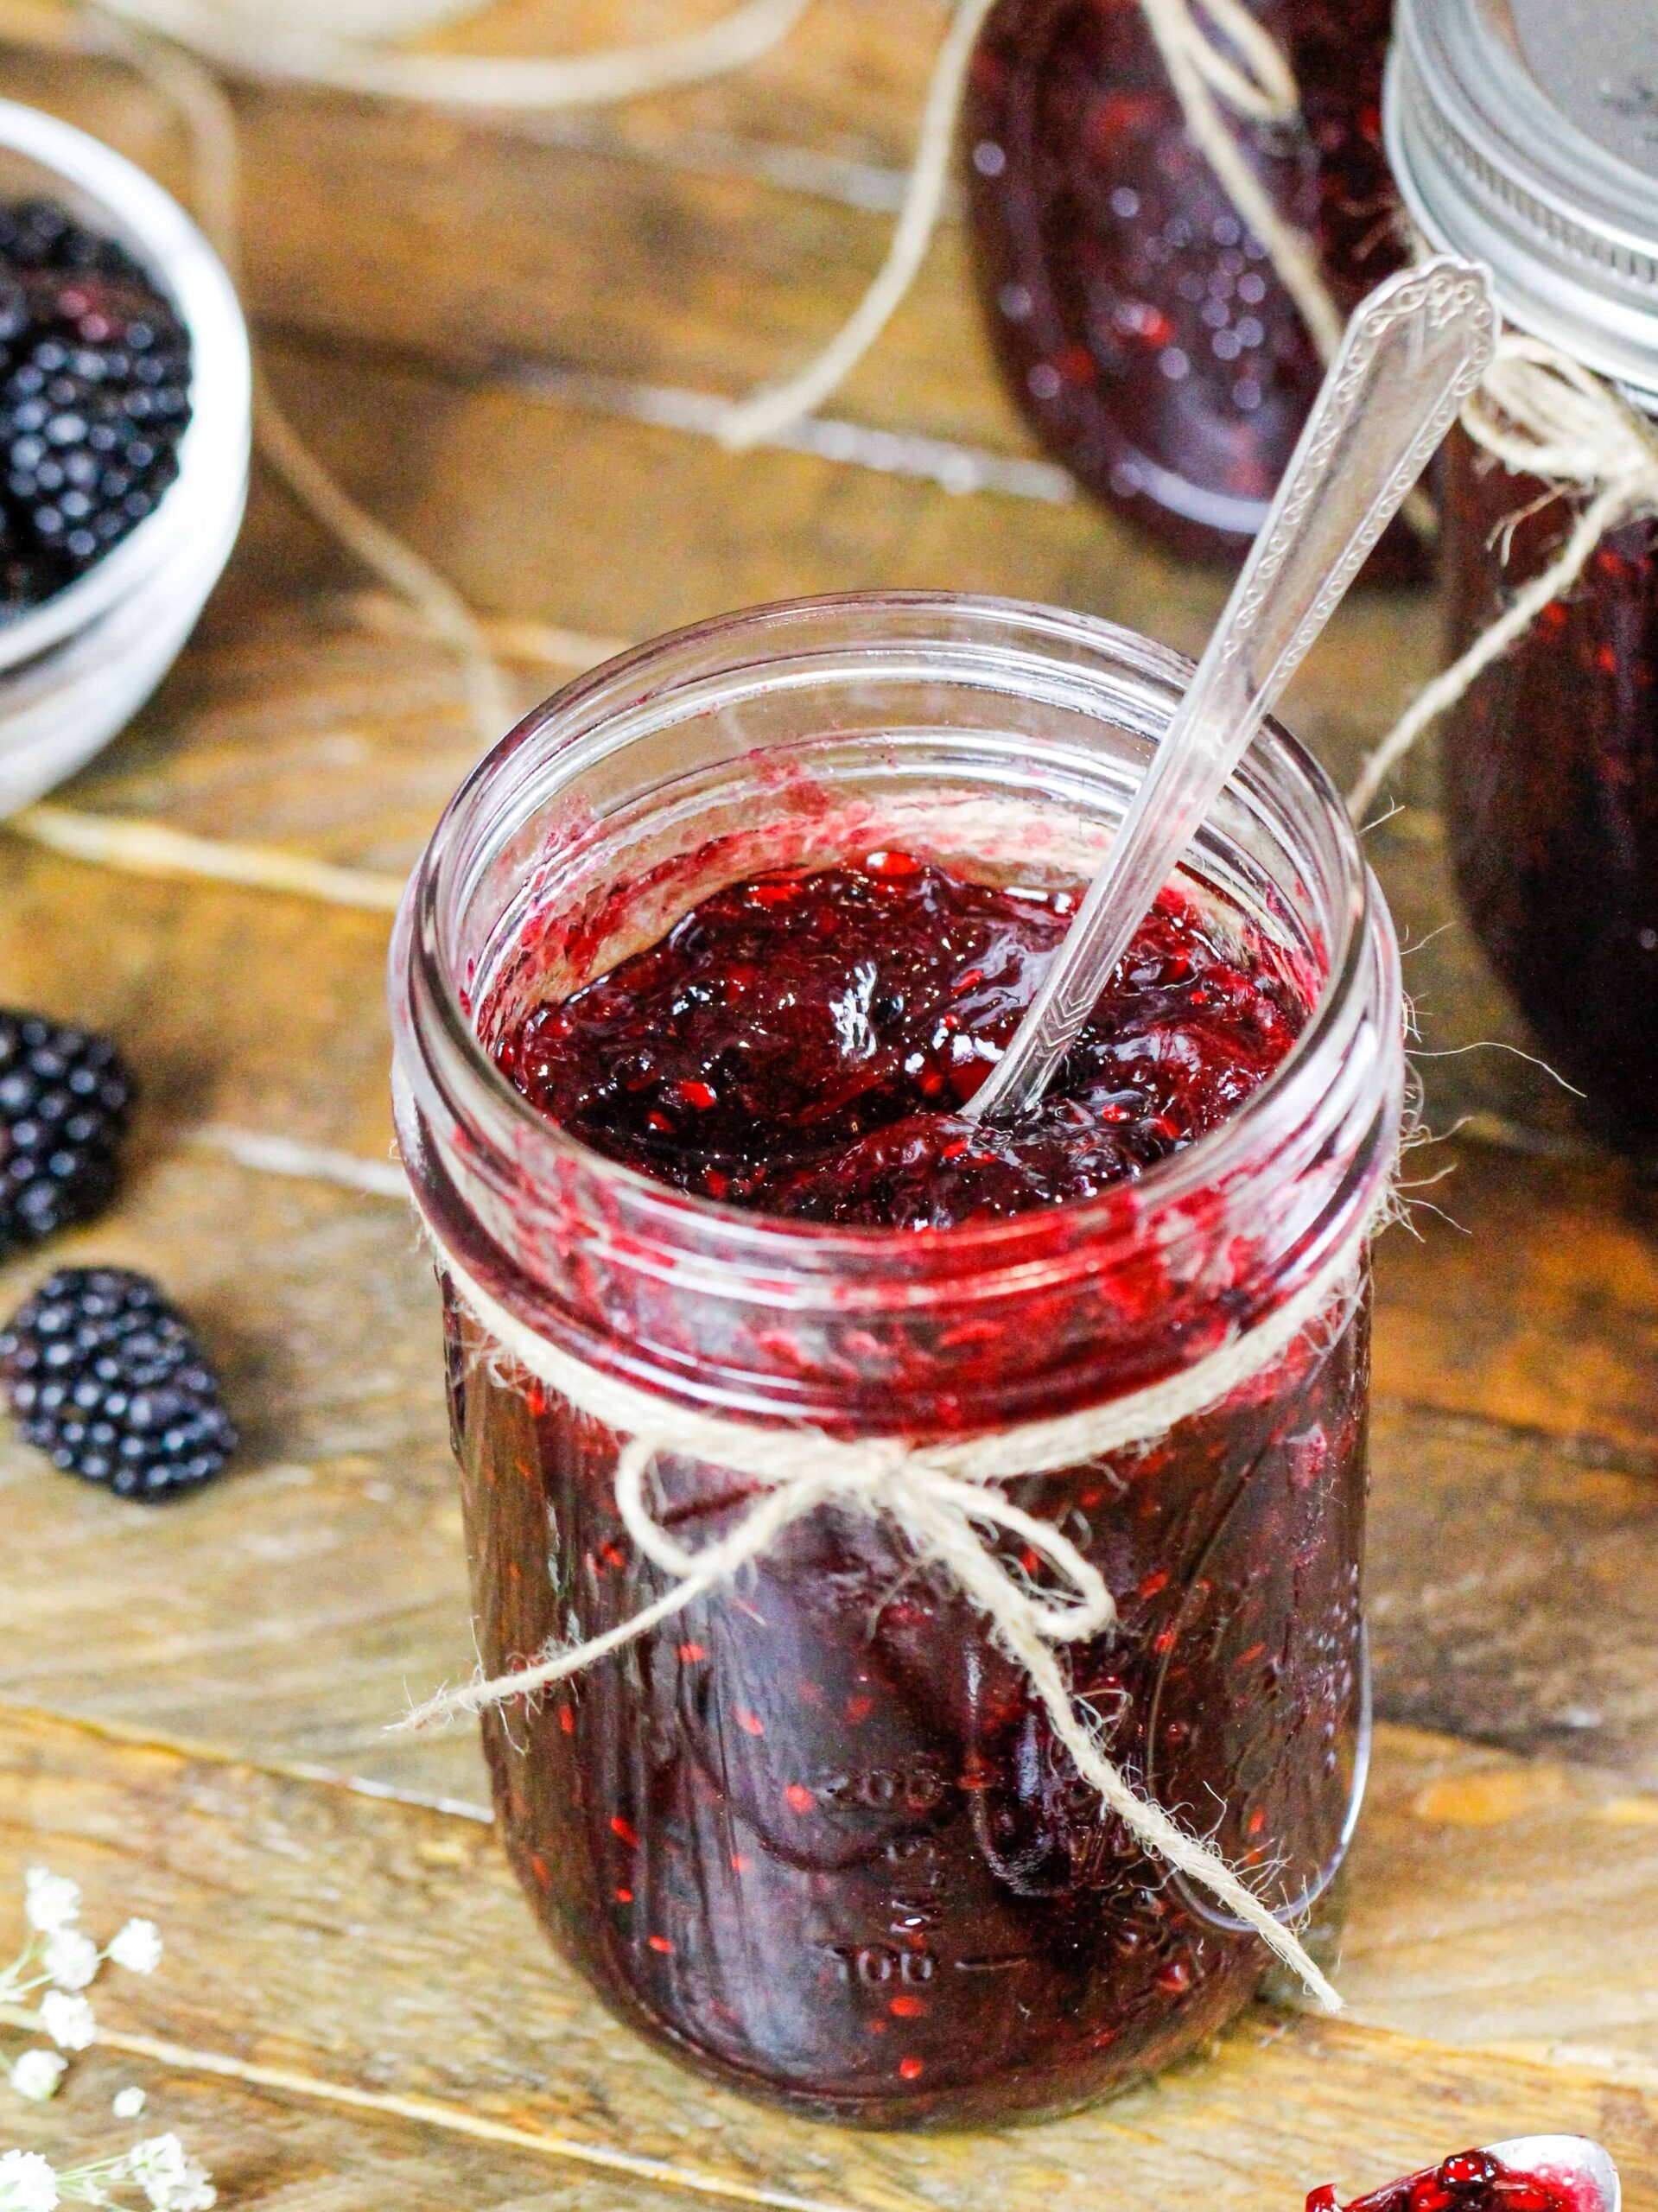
[124,2138,214,2212]
[112,2086,147,2120]
[41,1929,98,1992]
[40,1990,96,2051]
[0,2149,59,2211]
[8,2048,67,2102]
[106,1922,162,1977]
[22,1870,80,1937]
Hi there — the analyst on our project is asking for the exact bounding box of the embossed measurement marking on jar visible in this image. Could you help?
[820,1943,939,1986]
[820,1760,950,1813]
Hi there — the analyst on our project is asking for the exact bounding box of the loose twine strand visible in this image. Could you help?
[1347,333,1658,822]
[86,3,513,747]
[396,1198,1373,2012]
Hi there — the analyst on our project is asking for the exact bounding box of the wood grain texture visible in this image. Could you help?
[2,1707,1656,2212]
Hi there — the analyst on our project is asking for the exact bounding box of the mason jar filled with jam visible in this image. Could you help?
[391,594,1402,2126]
[1388,0,1658,1147]
[964,0,1407,565]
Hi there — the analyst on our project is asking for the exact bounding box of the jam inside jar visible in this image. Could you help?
[1440,427,1658,1148]
[964,0,1412,568]
[391,594,1403,2126]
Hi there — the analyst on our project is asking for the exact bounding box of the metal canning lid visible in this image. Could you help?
[1386,0,1658,401]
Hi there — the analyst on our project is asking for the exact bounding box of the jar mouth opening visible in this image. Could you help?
[403,592,1385,1272]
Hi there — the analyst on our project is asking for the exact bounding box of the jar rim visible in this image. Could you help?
[396,590,1396,1288]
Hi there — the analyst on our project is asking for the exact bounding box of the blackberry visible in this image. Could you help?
[0,199,191,603]
[0,1009,135,1257]
[0,1268,236,1500]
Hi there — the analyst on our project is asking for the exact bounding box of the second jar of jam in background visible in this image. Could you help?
[964,0,1407,566]
[391,594,1403,2126]
[1388,0,1658,1146]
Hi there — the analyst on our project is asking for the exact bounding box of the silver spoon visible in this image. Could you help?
[963,255,1498,1128]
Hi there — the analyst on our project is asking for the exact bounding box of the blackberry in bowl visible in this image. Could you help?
[0,102,250,813]
[0,197,193,600]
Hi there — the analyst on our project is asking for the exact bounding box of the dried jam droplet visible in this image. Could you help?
[961,0,1421,575]
[492,858,1307,1230]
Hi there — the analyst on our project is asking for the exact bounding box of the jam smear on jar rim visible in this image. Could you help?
[1308,2150,1597,2212]
[962,0,1420,574]
[492,851,1307,1228]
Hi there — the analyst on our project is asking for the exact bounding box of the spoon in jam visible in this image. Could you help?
[965,254,1499,1126]
[1307,2139,1620,2212]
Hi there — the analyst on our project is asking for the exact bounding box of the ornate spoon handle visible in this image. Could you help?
[966,255,1496,1127]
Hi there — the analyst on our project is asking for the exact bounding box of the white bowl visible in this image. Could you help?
[0,101,251,806]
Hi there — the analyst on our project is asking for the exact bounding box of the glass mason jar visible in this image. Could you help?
[963,0,1411,568]
[1388,0,1658,1147]
[390,594,1403,2127]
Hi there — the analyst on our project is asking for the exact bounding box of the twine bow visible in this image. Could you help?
[393,1193,1379,2015]
[1349,333,1658,818]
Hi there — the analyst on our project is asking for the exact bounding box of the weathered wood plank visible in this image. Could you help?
[1374,1149,1658,1470]
[0,2046,699,2212]
[1342,1722,1658,2069]
[0,1154,480,1803]
[1367,1406,1658,1782]
[2,1707,1656,2212]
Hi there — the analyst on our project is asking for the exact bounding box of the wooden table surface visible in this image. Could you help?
[0,4,1654,2206]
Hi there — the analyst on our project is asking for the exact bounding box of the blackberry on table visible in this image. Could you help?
[0,1267,236,1501]
[0,199,192,605]
[0,1008,134,1257]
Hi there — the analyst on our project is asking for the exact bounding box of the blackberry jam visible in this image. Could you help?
[1439,431,1658,1147]
[494,860,1305,1226]
[964,0,1409,567]
[391,595,1403,2125]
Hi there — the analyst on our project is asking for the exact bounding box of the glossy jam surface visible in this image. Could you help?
[449,852,1369,2126]
[1308,2150,1593,2212]
[964,0,1412,567]
[1441,429,1658,1147]
[493,855,1305,1228]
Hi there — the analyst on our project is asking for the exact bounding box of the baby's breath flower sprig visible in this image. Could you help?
[0,1873,210,2211]
[3,1870,165,2103]
[0,2134,215,2211]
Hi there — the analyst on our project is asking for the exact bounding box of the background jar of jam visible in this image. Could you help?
[1388,0,1658,1147]
[391,594,1403,2126]
[964,0,1407,566]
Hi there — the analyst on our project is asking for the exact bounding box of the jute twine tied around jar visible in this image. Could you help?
[395,1178,1388,2014]
[1349,332,1658,819]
